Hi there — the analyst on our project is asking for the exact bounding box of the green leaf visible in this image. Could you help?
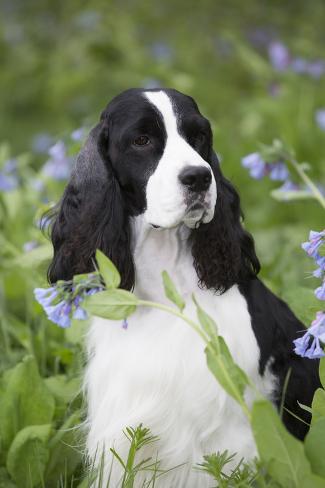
[0,356,55,458]
[193,295,218,339]
[7,424,51,488]
[251,400,325,488]
[162,271,185,311]
[12,243,53,269]
[205,337,250,405]
[44,375,80,405]
[305,418,325,477]
[84,289,138,320]
[95,249,121,289]
[311,388,325,425]
[45,412,82,484]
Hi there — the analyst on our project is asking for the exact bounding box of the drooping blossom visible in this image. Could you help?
[268,41,290,71]
[294,312,325,359]
[42,141,73,180]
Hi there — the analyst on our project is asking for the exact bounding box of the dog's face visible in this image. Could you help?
[48,88,259,291]
[101,88,217,229]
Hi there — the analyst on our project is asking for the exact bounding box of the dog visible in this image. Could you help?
[48,88,320,487]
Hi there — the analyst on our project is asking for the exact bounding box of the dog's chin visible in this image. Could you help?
[147,203,215,230]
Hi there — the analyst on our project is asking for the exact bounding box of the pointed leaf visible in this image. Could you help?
[84,289,138,320]
[162,271,185,311]
[95,249,121,289]
[251,400,323,488]
[305,418,325,478]
[205,337,250,405]
[7,424,51,488]
[311,388,325,425]
[193,295,218,339]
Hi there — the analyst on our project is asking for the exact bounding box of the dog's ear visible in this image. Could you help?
[47,115,134,290]
[191,150,260,293]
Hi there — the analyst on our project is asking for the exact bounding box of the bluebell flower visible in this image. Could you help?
[31,133,53,154]
[241,152,267,179]
[315,281,325,301]
[269,162,289,181]
[34,287,57,306]
[291,57,308,74]
[306,60,325,79]
[23,241,39,253]
[294,312,325,359]
[122,318,128,329]
[71,128,86,142]
[47,301,72,328]
[268,41,290,71]
[301,230,325,258]
[315,109,325,131]
[0,172,18,191]
[42,141,73,180]
[73,306,88,320]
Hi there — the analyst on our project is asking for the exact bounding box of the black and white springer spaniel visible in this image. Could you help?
[48,88,320,487]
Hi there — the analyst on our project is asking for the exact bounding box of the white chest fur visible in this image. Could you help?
[84,220,275,487]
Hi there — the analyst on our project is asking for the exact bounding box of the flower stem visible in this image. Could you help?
[289,158,325,210]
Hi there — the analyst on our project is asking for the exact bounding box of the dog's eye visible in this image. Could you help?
[133,135,150,146]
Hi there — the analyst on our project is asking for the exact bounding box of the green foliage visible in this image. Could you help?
[85,289,138,320]
[1,1,325,486]
[162,270,185,312]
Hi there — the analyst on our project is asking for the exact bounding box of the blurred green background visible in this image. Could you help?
[0,1,325,486]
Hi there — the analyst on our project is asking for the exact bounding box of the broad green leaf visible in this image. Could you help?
[45,375,81,405]
[0,356,55,457]
[205,337,250,405]
[305,418,325,477]
[46,412,82,484]
[193,295,218,339]
[84,289,138,320]
[251,400,324,488]
[162,270,185,311]
[311,388,325,425]
[96,249,121,289]
[7,424,51,488]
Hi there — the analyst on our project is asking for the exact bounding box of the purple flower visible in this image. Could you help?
[42,141,73,180]
[73,306,88,320]
[47,301,72,328]
[71,128,86,142]
[301,230,325,258]
[294,312,325,359]
[34,287,58,307]
[306,60,325,79]
[268,41,290,71]
[291,57,308,74]
[269,162,289,181]
[122,318,128,329]
[315,281,325,301]
[31,133,53,154]
[315,109,325,131]
[23,241,39,253]
[241,152,268,179]
[0,172,18,191]
[277,180,300,193]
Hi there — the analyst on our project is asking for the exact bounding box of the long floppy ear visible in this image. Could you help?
[47,119,134,290]
[191,151,260,293]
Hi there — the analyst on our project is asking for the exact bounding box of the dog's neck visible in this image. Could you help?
[131,215,198,302]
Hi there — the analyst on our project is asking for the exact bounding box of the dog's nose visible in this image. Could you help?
[178,166,212,192]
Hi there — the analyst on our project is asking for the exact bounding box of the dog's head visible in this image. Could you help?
[48,88,259,291]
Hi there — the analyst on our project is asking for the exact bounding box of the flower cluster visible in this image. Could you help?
[268,41,325,79]
[34,274,103,328]
[241,152,289,181]
[294,230,325,359]
[0,158,19,191]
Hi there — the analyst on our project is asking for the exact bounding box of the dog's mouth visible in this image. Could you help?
[183,202,207,229]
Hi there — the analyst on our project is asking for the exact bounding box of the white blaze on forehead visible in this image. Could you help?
[144,90,179,137]
[142,90,217,228]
